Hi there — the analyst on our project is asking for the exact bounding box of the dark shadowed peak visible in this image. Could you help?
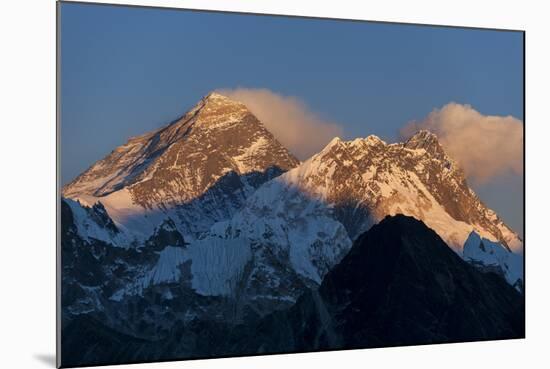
[318,214,524,347]
[229,214,524,354]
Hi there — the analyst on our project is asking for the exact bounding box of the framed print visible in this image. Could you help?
[57,1,525,367]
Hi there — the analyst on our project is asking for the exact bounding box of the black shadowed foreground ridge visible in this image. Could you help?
[224,215,524,354]
[62,215,523,366]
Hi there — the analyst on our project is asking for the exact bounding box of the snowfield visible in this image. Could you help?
[62,93,523,306]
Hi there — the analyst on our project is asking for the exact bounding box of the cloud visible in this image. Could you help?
[400,103,523,183]
[218,88,343,160]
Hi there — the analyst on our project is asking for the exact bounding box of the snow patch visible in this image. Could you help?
[463,232,523,291]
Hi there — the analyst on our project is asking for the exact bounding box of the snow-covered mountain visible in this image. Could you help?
[62,92,299,240]
[61,92,523,357]
[61,215,525,366]
[463,231,523,291]
[181,131,523,304]
[61,93,523,363]
[257,130,521,253]
[220,215,524,356]
[61,92,307,326]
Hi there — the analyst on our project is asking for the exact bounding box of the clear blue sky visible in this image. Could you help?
[59,2,524,235]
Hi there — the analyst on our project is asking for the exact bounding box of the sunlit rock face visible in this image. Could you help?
[60,92,523,367]
[62,92,299,240]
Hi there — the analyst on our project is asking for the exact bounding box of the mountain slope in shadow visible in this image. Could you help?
[227,214,524,354]
[60,215,524,367]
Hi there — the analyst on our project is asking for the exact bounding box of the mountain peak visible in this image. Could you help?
[63,91,299,205]
[201,91,246,108]
[317,136,343,155]
[206,91,227,99]
[204,91,235,103]
[362,134,386,146]
[405,129,439,146]
[327,136,343,146]
[191,91,252,130]
[321,135,387,155]
[404,129,447,159]
[226,214,524,353]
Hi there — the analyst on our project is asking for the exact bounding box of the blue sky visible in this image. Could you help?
[59,2,524,234]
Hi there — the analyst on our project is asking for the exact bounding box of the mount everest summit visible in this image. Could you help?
[60,92,524,366]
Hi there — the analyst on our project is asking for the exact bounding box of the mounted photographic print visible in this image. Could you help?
[57,1,525,367]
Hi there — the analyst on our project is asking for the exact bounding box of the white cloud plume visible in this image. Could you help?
[218,88,343,160]
[401,103,523,183]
